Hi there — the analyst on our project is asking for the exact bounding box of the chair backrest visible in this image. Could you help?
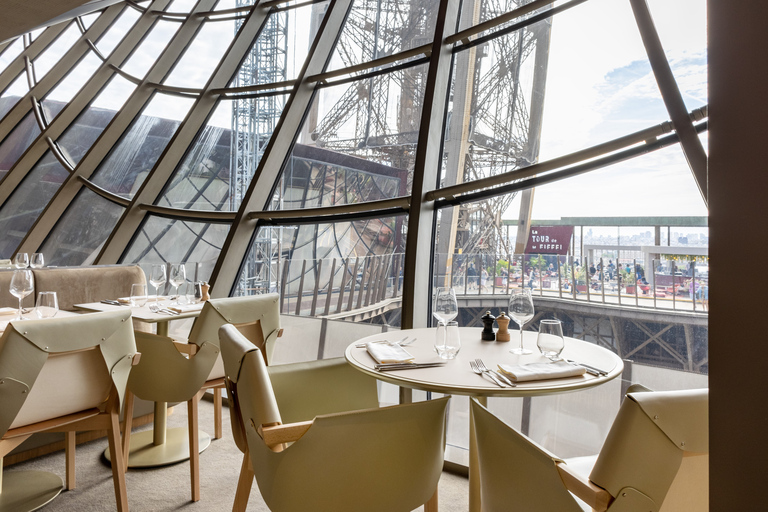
[0,310,136,437]
[470,398,585,512]
[189,294,281,363]
[590,388,709,512]
[220,324,449,512]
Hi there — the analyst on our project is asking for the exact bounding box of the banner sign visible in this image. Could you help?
[524,226,573,255]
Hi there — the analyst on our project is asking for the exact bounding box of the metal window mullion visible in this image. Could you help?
[629,0,707,205]
[0,4,124,143]
[0,23,71,94]
[17,0,217,254]
[400,0,461,329]
[207,0,356,297]
[0,0,173,208]
[93,2,275,264]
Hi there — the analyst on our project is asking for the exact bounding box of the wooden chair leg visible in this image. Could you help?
[122,390,135,473]
[214,387,223,439]
[107,396,129,512]
[232,448,254,512]
[424,487,439,512]
[188,397,201,502]
[65,431,76,490]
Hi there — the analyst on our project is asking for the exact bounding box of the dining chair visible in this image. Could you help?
[120,330,220,502]
[186,294,284,440]
[470,387,709,512]
[219,323,449,512]
[0,310,138,512]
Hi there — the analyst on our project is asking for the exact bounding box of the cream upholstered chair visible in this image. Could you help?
[120,330,220,502]
[470,387,709,512]
[0,310,138,512]
[219,323,449,512]
[186,294,284,440]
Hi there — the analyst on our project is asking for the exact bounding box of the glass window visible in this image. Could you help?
[120,19,181,79]
[0,73,30,122]
[31,24,82,81]
[163,19,235,88]
[42,52,103,115]
[234,216,405,326]
[39,187,125,266]
[327,0,440,72]
[93,6,141,58]
[0,112,48,181]
[121,215,230,282]
[0,38,24,74]
[90,93,195,198]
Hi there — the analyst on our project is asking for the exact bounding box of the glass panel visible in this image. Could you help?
[0,76,137,257]
[163,19,235,88]
[234,216,405,327]
[0,38,24,74]
[121,215,230,283]
[229,3,326,86]
[79,12,101,29]
[0,73,29,121]
[93,6,141,57]
[42,52,102,115]
[90,93,195,198]
[39,188,125,266]
[537,0,664,162]
[168,0,200,13]
[158,96,287,211]
[281,65,428,207]
[647,0,707,112]
[327,0,440,72]
[0,112,54,181]
[120,20,180,79]
[32,24,81,81]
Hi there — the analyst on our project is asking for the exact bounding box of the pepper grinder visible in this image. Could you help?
[481,311,496,341]
[496,312,511,342]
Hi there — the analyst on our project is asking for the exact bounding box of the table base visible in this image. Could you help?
[104,428,211,468]
[0,470,62,512]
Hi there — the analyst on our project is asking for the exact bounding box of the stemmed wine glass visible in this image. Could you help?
[508,289,534,354]
[10,269,34,320]
[149,264,167,304]
[30,253,44,268]
[169,263,186,305]
[433,287,458,325]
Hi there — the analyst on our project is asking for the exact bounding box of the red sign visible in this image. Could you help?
[525,226,573,255]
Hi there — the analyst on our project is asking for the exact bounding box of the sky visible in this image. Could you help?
[517,0,708,221]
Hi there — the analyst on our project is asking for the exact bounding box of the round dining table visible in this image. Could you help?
[345,327,624,512]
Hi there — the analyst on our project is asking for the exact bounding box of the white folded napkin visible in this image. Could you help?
[366,342,414,364]
[498,360,586,382]
[167,303,205,313]
[0,307,17,316]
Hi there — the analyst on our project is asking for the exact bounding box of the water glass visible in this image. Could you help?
[14,253,29,269]
[35,291,58,318]
[130,283,148,307]
[435,321,461,359]
[537,319,565,360]
[30,253,45,268]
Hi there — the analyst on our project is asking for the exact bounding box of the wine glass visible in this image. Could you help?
[433,287,458,325]
[130,283,148,307]
[537,319,564,360]
[169,263,186,305]
[10,269,34,320]
[508,289,534,354]
[30,253,44,268]
[14,253,29,269]
[149,264,167,304]
[35,291,58,318]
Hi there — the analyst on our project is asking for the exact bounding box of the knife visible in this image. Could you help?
[566,359,607,376]
[374,362,447,371]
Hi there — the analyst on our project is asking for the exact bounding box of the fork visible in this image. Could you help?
[476,359,516,387]
[470,360,506,388]
[355,335,409,348]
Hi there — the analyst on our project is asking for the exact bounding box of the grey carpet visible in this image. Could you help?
[5,397,469,511]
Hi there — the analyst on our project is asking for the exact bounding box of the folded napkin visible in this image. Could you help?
[498,360,586,382]
[0,307,17,316]
[167,303,205,314]
[366,342,414,364]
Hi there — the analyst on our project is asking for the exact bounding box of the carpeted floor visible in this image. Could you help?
[5,396,469,511]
